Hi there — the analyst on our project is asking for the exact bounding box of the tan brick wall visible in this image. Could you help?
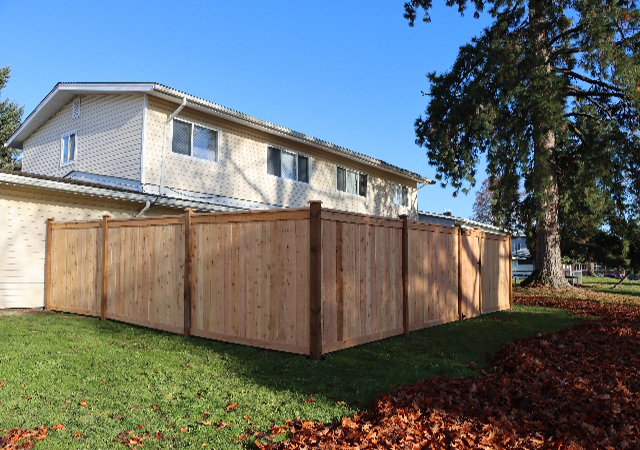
[143,96,418,218]
[22,94,144,180]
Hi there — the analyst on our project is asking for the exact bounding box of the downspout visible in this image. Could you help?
[159,97,188,195]
[136,200,151,217]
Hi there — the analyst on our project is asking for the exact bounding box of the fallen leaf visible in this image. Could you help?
[152,404,159,410]
[201,420,211,426]
[79,400,87,407]
[226,402,239,411]
[180,428,187,433]
[304,398,315,403]
[129,405,139,410]
[244,415,250,422]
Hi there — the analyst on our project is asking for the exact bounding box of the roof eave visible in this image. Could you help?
[6,82,156,148]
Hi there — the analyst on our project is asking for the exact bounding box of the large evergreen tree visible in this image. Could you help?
[405,0,640,288]
[0,66,24,171]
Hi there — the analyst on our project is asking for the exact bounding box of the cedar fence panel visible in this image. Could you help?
[407,222,459,331]
[321,211,404,354]
[481,233,511,313]
[105,219,185,334]
[45,205,513,358]
[459,229,482,319]
[49,223,102,317]
[189,210,311,355]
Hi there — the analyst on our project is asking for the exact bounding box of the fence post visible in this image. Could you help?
[309,201,323,360]
[399,215,409,335]
[456,224,463,321]
[508,234,513,309]
[184,209,194,338]
[45,218,54,311]
[101,215,110,321]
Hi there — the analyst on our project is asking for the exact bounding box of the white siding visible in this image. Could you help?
[22,94,144,181]
[144,96,418,218]
[0,185,176,309]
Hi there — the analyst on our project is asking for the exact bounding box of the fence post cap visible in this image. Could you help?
[308,200,322,205]
[102,214,111,219]
[47,217,55,222]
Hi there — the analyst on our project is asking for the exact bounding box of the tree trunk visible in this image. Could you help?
[521,130,571,288]
[585,261,597,277]
[520,0,571,289]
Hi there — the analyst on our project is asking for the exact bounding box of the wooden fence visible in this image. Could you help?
[45,203,512,358]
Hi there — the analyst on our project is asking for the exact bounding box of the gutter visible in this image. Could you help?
[0,171,238,213]
[159,97,187,195]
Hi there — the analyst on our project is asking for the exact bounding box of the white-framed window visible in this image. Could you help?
[60,131,77,166]
[392,184,408,206]
[267,146,310,183]
[337,166,367,197]
[172,119,218,162]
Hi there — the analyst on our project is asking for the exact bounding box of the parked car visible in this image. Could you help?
[604,274,619,279]
[628,274,639,280]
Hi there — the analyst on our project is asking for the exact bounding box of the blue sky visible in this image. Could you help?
[1,0,491,218]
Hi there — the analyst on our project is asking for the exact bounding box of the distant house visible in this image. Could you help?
[418,210,507,234]
[511,233,534,279]
[2,82,433,309]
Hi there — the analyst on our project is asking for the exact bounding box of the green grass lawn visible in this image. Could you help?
[581,275,640,299]
[0,306,580,449]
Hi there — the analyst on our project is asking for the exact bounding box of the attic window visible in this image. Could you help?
[337,166,367,197]
[172,119,218,162]
[72,98,81,119]
[60,131,77,165]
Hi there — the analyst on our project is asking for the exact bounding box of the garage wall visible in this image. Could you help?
[0,184,176,309]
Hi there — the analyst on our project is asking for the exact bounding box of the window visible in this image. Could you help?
[337,166,367,197]
[60,131,77,165]
[267,147,310,183]
[172,119,218,162]
[392,184,408,206]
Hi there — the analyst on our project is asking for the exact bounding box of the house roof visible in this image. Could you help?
[7,82,434,185]
[418,210,509,235]
[0,169,242,212]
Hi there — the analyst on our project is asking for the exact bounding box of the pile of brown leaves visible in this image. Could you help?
[262,294,640,449]
[0,424,64,449]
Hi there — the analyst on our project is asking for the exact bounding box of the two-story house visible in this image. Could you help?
[2,82,432,308]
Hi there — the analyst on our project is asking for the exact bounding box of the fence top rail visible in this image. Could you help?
[108,216,185,228]
[408,221,457,233]
[321,209,403,228]
[50,220,102,230]
[191,208,309,224]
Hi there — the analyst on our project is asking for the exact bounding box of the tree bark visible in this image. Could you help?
[585,261,597,277]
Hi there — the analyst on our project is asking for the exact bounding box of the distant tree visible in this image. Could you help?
[405,0,640,288]
[471,179,494,224]
[0,66,24,171]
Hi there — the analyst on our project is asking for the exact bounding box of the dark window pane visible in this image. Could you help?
[359,173,367,197]
[281,151,297,180]
[298,155,309,183]
[337,167,346,192]
[267,147,281,177]
[172,120,191,155]
[193,125,217,161]
[402,186,408,206]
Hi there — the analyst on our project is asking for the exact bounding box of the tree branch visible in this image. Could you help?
[548,25,583,47]
[555,69,624,92]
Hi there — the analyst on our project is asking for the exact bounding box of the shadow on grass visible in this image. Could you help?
[174,305,581,409]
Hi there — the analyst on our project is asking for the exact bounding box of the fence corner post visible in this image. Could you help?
[101,215,110,321]
[45,218,55,311]
[456,224,463,321]
[399,214,410,336]
[508,233,513,310]
[309,201,323,360]
[184,208,194,338]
